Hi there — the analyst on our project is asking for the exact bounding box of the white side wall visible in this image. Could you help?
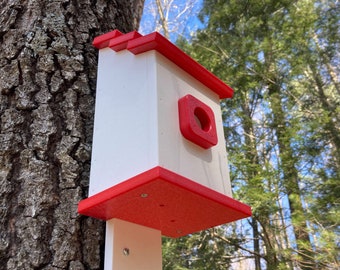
[89,49,158,196]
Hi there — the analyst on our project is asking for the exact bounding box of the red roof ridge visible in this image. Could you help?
[93,31,234,99]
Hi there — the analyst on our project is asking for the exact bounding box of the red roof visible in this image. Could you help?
[93,30,234,99]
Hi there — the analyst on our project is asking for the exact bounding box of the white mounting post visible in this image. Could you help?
[104,219,162,270]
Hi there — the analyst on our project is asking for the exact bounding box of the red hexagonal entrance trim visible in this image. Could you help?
[178,95,218,149]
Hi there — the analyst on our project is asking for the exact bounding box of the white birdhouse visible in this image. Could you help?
[78,30,251,237]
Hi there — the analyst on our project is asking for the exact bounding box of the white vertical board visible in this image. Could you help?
[89,49,158,196]
[104,219,162,270]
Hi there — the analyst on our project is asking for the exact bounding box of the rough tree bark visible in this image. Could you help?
[0,0,144,269]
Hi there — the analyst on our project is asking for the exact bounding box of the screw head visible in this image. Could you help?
[123,248,130,256]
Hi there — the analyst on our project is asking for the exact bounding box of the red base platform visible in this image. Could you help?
[78,167,251,238]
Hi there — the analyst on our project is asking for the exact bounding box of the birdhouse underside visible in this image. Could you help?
[78,166,251,238]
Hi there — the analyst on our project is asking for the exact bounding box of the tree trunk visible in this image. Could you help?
[268,84,315,270]
[0,0,144,269]
[250,218,262,270]
[240,101,277,269]
[308,62,340,169]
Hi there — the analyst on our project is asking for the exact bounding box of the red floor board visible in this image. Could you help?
[78,166,251,238]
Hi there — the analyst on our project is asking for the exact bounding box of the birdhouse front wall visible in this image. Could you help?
[154,53,232,197]
[89,46,232,198]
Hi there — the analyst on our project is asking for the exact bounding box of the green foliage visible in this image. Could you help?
[162,229,237,269]
[162,236,191,269]
[164,0,340,269]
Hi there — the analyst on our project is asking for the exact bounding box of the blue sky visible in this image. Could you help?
[139,0,204,42]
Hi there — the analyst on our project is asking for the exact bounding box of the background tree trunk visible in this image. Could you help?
[0,0,144,269]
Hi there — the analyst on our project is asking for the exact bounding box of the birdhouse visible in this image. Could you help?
[78,30,251,238]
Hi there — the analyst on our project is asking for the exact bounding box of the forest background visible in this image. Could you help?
[0,0,338,269]
[139,0,339,269]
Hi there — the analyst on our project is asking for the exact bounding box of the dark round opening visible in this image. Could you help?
[194,107,211,132]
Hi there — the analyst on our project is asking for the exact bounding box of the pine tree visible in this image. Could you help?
[177,0,339,268]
